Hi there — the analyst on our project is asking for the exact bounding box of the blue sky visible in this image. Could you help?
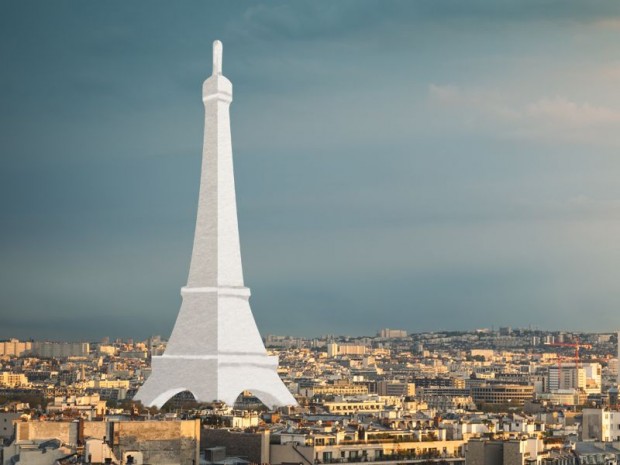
[2,1,620,340]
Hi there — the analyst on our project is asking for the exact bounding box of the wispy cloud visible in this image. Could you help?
[428,84,620,144]
[593,18,620,30]
[526,97,620,126]
[595,63,620,81]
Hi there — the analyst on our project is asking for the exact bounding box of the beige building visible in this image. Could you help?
[0,339,32,357]
[272,434,465,464]
[466,438,576,465]
[536,389,583,407]
[204,423,466,463]
[470,349,494,360]
[46,394,107,418]
[7,419,200,465]
[323,399,385,414]
[0,372,29,388]
[327,343,367,357]
[378,328,407,338]
[377,380,415,397]
[301,383,369,397]
[87,379,130,390]
[0,340,90,359]
[471,384,534,406]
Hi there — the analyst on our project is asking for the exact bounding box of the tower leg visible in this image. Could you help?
[133,357,218,408]
[133,355,296,409]
[217,363,297,408]
[133,373,190,409]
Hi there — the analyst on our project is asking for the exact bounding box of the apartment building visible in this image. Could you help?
[0,373,29,388]
[376,380,415,397]
[471,384,534,406]
[582,408,620,442]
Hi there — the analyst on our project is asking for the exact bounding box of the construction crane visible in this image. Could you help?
[545,338,593,390]
[547,339,592,369]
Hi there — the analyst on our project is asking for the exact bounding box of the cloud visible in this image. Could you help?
[599,64,620,81]
[526,97,620,126]
[428,84,620,143]
[593,18,620,30]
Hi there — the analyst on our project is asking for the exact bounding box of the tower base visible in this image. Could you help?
[134,354,297,409]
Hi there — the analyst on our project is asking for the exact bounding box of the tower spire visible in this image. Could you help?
[134,41,297,410]
[212,40,223,75]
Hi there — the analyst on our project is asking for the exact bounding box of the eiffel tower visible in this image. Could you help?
[134,41,297,409]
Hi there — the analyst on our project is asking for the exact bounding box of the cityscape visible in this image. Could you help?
[1,329,620,464]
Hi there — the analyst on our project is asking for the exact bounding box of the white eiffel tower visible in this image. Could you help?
[134,41,297,409]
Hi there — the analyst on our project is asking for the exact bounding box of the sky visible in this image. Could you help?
[2,1,620,341]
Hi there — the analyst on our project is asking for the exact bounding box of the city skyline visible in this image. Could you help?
[3,1,620,340]
[2,324,618,464]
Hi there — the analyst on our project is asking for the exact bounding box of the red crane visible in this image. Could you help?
[547,339,592,369]
[545,338,592,390]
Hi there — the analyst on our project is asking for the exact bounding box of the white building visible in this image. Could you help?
[547,363,601,394]
[582,408,620,442]
[582,362,602,394]
[547,364,585,391]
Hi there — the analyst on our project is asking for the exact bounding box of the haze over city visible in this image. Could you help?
[2,1,620,340]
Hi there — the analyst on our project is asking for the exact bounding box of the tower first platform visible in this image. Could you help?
[134,41,297,409]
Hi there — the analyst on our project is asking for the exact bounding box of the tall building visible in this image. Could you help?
[326,343,367,357]
[30,341,90,358]
[0,339,32,356]
[0,340,90,358]
[135,41,296,409]
[326,343,339,357]
[546,362,600,394]
[582,362,602,394]
[547,365,585,391]
[582,408,620,442]
[378,328,407,338]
